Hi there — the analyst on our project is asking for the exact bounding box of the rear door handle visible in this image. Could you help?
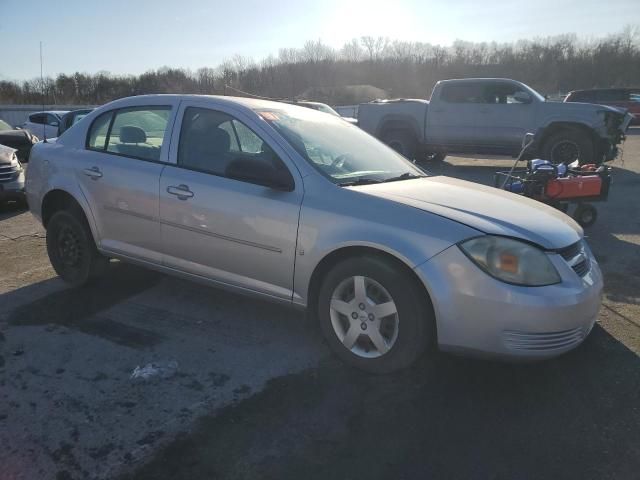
[83,166,102,179]
[167,184,194,200]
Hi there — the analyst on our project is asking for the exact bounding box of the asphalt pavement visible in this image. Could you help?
[0,130,638,480]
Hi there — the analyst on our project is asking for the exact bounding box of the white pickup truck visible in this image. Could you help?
[357,78,633,164]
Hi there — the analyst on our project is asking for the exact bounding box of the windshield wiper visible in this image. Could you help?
[380,172,424,183]
[338,178,383,186]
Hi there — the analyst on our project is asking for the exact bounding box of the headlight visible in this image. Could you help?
[459,236,560,286]
[10,153,21,169]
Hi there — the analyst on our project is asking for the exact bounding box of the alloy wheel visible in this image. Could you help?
[329,275,399,358]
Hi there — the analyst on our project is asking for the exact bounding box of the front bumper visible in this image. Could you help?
[415,243,602,359]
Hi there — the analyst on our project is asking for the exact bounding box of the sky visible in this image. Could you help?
[1,0,638,80]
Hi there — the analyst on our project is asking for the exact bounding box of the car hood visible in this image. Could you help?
[352,176,582,249]
[559,100,630,118]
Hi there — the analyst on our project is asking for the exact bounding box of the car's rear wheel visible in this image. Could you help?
[317,256,433,373]
[46,210,109,287]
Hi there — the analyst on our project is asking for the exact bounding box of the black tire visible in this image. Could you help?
[383,130,418,160]
[317,256,434,374]
[541,129,595,165]
[573,203,598,228]
[46,209,109,287]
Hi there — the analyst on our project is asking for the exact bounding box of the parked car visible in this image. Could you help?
[58,109,94,136]
[26,95,602,373]
[21,110,69,139]
[565,88,640,125]
[0,119,39,162]
[357,78,633,164]
[285,100,358,124]
[0,144,26,204]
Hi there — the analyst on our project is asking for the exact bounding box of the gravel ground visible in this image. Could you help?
[1,130,638,480]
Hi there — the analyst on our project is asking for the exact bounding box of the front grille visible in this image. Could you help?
[558,241,582,261]
[503,327,585,351]
[573,258,590,277]
[557,240,590,278]
[0,163,20,183]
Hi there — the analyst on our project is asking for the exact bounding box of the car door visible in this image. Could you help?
[77,100,178,263]
[426,81,488,148]
[159,101,303,301]
[45,113,61,138]
[23,113,47,139]
[475,82,538,151]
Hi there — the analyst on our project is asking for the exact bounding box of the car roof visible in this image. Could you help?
[568,87,640,94]
[100,94,314,115]
[31,110,70,116]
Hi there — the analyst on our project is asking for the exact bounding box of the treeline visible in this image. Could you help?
[2,26,639,106]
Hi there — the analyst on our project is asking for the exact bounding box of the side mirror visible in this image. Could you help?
[50,121,60,127]
[225,157,294,192]
[522,132,535,150]
[513,91,532,104]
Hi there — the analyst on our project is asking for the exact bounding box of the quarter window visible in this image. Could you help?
[87,111,113,151]
[178,107,287,180]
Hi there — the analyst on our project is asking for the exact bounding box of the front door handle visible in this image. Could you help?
[83,166,102,179]
[167,184,194,200]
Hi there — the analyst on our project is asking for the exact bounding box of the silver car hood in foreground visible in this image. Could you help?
[352,176,582,249]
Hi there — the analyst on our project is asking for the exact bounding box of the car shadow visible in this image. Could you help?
[0,198,28,221]
[124,322,640,480]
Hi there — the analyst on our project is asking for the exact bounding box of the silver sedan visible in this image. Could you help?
[25,95,602,373]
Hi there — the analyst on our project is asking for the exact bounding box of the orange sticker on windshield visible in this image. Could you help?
[259,111,279,121]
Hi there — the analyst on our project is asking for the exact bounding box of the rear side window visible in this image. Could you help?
[107,107,171,161]
[595,90,627,102]
[440,83,484,103]
[29,113,47,124]
[86,106,171,162]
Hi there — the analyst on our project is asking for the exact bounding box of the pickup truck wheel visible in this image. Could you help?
[46,210,109,287]
[317,256,433,374]
[383,130,417,160]
[542,130,595,165]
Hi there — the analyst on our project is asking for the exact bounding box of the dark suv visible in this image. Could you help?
[565,88,640,125]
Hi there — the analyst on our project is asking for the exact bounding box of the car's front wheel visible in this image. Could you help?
[46,210,109,287]
[317,256,433,373]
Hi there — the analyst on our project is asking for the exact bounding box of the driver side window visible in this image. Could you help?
[177,107,287,180]
[483,84,530,104]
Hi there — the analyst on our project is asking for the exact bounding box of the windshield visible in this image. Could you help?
[523,83,546,102]
[0,120,11,130]
[259,107,424,185]
[314,104,339,116]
